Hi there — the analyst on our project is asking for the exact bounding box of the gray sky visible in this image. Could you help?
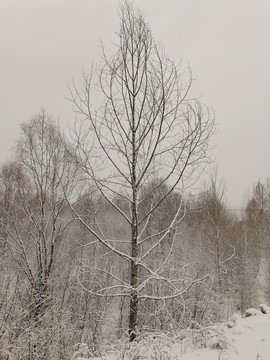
[1,0,270,208]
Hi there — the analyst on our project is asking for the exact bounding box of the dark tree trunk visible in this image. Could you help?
[128,259,139,341]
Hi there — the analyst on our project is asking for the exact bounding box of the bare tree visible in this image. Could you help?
[0,109,77,358]
[244,180,270,305]
[69,0,215,340]
[187,171,236,321]
[16,110,76,308]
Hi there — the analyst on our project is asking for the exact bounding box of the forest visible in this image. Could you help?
[0,2,269,359]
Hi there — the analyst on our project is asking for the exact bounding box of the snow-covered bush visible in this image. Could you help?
[115,333,178,360]
[71,343,91,360]
[115,326,228,359]
[89,332,178,360]
[174,324,228,353]
[227,312,242,328]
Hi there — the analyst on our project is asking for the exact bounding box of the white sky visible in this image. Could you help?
[1,0,270,208]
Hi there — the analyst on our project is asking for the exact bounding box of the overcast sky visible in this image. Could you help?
[1,0,270,208]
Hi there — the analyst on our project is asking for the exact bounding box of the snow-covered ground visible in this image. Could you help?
[72,305,270,360]
[180,309,270,360]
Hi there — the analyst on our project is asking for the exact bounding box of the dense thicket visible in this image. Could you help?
[0,112,268,359]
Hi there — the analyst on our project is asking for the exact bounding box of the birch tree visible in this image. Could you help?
[69,0,215,340]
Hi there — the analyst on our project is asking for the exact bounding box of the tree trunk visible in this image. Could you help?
[129,182,138,340]
[128,259,138,341]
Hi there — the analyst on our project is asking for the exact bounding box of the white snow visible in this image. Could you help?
[245,308,262,317]
[178,310,270,360]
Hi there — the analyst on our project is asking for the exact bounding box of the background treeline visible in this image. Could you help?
[0,111,269,359]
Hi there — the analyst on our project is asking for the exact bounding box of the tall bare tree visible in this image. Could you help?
[69,0,215,340]
[0,109,77,358]
[15,110,76,309]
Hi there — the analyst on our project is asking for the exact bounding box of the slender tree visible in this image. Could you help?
[245,180,270,305]
[69,0,215,340]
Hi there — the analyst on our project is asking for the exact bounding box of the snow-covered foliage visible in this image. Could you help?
[71,343,91,360]
[72,326,227,359]
[72,304,270,360]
